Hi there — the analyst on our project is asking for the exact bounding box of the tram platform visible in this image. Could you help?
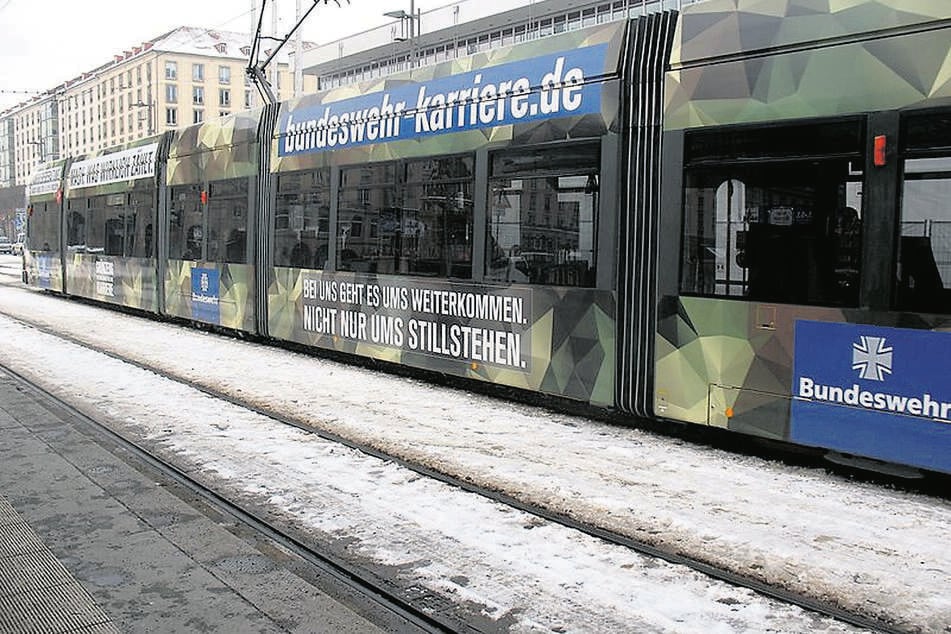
[0,495,117,633]
[0,370,386,634]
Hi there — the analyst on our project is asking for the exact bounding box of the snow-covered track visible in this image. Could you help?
[0,309,906,634]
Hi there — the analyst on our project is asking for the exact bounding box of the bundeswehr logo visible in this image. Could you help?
[792,320,951,474]
[852,336,892,381]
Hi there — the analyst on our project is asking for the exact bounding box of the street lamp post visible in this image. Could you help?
[120,81,155,136]
[27,140,42,161]
[131,100,155,135]
[384,1,421,66]
[27,139,47,164]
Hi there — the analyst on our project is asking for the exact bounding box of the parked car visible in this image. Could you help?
[11,240,24,255]
[0,236,12,255]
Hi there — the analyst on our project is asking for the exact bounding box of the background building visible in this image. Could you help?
[0,26,315,189]
[302,0,698,90]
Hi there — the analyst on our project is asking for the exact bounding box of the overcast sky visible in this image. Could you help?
[0,0,446,111]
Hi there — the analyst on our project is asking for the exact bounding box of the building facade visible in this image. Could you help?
[0,26,315,188]
[5,94,59,187]
[0,116,15,188]
[302,0,700,90]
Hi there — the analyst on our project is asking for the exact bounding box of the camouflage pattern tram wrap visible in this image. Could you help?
[271,23,627,172]
[665,0,951,130]
[267,23,628,405]
[23,162,67,293]
[17,1,951,476]
[165,109,263,331]
[164,260,255,331]
[656,0,951,471]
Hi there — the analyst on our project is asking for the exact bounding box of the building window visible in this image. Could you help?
[192,63,204,82]
[219,88,231,107]
[245,90,253,109]
[165,61,177,80]
[166,84,177,103]
[193,86,204,105]
[219,65,231,84]
[219,111,231,118]
[193,109,203,124]
[166,108,178,126]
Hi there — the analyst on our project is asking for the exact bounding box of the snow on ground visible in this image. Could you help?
[1,256,949,632]
[0,306,858,633]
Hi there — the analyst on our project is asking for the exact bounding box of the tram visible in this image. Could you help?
[23,0,951,475]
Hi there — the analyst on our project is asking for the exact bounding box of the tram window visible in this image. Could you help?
[28,202,59,252]
[168,184,203,260]
[680,121,864,306]
[85,196,108,254]
[66,199,86,250]
[67,182,155,258]
[206,177,250,264]
[102,193,127,256]
[337,155,474,278]
[897,111,951,313]
[404,156,474,278]
[338,162,398,274]
[274,168,331,269]
[486,143,599,287]
[127,178,156,258]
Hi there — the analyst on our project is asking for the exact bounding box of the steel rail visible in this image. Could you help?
[0,357,466,634]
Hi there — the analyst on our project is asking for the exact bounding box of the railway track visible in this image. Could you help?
[0,281,907,633]
[0,362,475,634]
[0,358,469,634]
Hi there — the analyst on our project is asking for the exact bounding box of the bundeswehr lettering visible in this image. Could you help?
[278,45,606,156]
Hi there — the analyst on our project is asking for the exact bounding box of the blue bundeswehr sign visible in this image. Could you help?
[190,267,220,325]
[278,44,608,157]
[791,320,951,473]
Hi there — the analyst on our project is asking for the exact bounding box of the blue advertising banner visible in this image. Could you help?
[190,267,220,325]
[791,320,951,473]
[278,44,608,156]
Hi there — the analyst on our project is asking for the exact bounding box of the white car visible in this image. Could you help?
[0,237,13,255]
